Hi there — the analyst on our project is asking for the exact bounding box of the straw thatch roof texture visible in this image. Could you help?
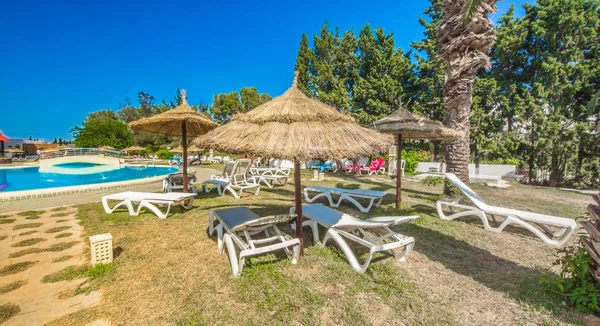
[368,107,462,141]
[122,146,145,152]
[129,90,219,137]
[196,74,392,161]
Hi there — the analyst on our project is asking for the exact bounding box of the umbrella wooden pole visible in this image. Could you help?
[396,134,402,209]
[294,160,304,255]
[182,121,188,193]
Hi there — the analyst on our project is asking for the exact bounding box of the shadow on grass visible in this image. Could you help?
[401,222,578,323]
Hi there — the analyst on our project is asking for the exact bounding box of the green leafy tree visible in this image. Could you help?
[210,88,271,123]
[295,33,314,95]
[353,24,412,124]
[72,112,133,149]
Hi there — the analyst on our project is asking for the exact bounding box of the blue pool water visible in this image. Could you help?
[0,165,178,192]
[54,162,103,168]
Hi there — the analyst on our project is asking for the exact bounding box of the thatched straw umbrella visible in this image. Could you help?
[5,148,24,153]
[99,145,116,150]
[187,145,202,153]
[368,107,461,208]
[122,145,145,152]
[169,147,184,153]
[197,72,392,250]
[130,90,219,192]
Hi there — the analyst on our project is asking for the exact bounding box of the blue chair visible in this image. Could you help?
[315,160,336,172]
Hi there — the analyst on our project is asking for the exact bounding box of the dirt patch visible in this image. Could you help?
[13,223,43,230]
[0,209,103,325]
[50,212,71,218]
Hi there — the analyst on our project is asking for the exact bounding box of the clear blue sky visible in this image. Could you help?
[0,0,529,140]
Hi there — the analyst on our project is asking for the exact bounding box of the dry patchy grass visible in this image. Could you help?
[0,280,27,294]
[52,255,73,263]
[0,261,36,276]
[13,222,43,230]
[18,230,37,236]
[46,226,72,234]
[11,237,47,247]
[55,232,73,239]
[0,303,20,324]
[49,170,591,326]
[19,210,44,219]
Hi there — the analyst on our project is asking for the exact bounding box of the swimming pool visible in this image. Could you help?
[0,165,178,193]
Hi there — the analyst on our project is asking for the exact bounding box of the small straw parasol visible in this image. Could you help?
[130,90,219,192]
[5,148,24,153]
[169,147,184,153]
[122,145,145,152]
[57,145,71,150]
[99,145,116,150]
[197,72,392,252]
[187,145,202,153]
[368,107,462,208]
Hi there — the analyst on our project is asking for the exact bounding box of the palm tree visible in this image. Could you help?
[438,0,498,192]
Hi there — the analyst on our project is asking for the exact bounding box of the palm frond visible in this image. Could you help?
[461,0,484,25]
[587,91,600,115]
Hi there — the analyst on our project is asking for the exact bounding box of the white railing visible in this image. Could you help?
[40,148,124,160]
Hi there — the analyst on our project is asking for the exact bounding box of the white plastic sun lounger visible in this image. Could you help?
[291,204,418,273]
[208,207,300,278]
[304,186,388,213]
[102,191,195,219]
[436,173,578,246]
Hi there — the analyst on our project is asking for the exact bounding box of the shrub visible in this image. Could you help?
[421,176,444,187]
[539,238,600,314]
[401,149,432,173]
[155,148,171,160]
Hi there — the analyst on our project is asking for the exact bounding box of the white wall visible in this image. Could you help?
[416,162,516,177]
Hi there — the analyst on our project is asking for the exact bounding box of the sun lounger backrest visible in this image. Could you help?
[445,173,487,207]
[223,161,239,178]
[236,159,252,175]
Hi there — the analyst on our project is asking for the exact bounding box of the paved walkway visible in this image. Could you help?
[0,167,219,214]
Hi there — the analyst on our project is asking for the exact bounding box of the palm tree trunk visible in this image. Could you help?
[438,0,498,194]
[443,79,472,188]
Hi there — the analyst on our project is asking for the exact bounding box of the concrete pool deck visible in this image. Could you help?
[0,167,219,214]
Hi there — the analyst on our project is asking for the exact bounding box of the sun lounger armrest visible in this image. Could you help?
[366,215,420,226]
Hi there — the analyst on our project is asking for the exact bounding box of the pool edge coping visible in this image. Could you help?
[0,175,168,201]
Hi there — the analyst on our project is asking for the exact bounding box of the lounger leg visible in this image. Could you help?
[223,234,244,278]
[102,198,135,215]
[304,189,334,207]
[322,229,371,273]
[223,185,241,199]
[182,198,194,210]
[137,200,170,219]
[338,194,370,213]
[208,211,217,236]
[217,224,225,253]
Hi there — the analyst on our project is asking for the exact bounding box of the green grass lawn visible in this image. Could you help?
[48,169,593,325]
